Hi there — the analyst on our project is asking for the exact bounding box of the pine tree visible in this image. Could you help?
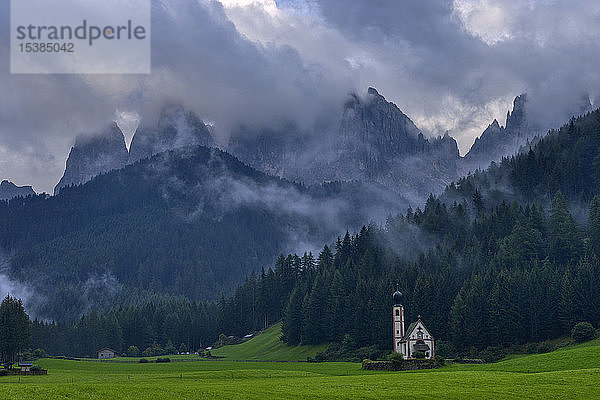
[588,196,600,258]
[472,189,484,215]
[0,295,30,366]
[558,271,577,332]
[281,287,304,345]
[325,270,346,342]
[548,192,583,266]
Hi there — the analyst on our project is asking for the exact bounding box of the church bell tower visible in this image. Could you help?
[392,289,405,354]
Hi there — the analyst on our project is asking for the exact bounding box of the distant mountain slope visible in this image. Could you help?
[52,89,592,206]
[129,106,214,163]
[229,87,460,204]
[54,107,215,195]
[54,122,129,194]
[0,180,35,200]
[462,94,534,172]
[461,93,593,175]
[2,145,407,320]
[443,108,600,209]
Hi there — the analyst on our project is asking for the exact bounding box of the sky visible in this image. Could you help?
[1,0,600,193]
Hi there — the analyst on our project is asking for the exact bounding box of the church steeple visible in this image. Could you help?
[390,289,435,359]
[392,289,405,354]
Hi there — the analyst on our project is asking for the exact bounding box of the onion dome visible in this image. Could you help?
[393,290,403,305]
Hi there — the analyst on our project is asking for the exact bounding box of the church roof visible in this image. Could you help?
[403,322,417,340]
[403,318,434,340]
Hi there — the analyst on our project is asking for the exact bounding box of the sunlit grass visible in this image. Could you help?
[1,336,599,399]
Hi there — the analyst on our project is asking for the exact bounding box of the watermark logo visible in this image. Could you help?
[11,0,151,74]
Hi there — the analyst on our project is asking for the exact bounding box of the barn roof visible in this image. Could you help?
[97,348,116,353]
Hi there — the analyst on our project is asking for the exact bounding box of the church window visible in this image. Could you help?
[417,331,423,339]
[395,309,399,316]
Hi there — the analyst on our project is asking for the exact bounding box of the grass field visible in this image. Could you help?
[211,322,328,361]
[1,339,599,399]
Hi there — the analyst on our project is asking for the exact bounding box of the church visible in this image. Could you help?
[392,290,435,359]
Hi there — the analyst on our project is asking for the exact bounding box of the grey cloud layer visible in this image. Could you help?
[0,0,351,192]
[302,0,599,140]
[1,0,600,191]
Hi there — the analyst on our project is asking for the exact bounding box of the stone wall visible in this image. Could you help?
[361,359,439,371]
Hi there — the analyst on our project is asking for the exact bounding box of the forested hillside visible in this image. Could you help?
[29,193,600,357]
[0,146,406,321]
[22,108,600,358]
[444,109,600,209]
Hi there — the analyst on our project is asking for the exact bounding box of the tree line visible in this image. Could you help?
[18,191,600,358]
[12,108,600,358]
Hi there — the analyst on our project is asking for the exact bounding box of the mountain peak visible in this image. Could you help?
[506,93,527,131]
[0,180,35,200]
[54,122,129,195]
[367,87,380,96]
[129,106,214,163]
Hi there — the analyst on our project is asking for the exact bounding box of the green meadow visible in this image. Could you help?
[1,338,600,399]
[210,322,328,361]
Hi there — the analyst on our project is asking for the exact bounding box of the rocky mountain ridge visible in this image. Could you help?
[0,180,35,201]
[229,87,461,204]
[54,106,214,194]
[53,88,566,205]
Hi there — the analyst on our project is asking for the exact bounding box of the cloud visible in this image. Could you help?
[0,252,34,316]
[0,0,351,193]
[229,0,600,150]
[0,273,32,309]
[1,0,600,192]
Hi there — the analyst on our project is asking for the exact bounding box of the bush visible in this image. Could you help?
[155,357,171,363]
[127,346,140,357]
[164,340,176,355]
[33,348,46,359]
[21,350,34,360]
[432,355,445,367]
[479,346,506,363]
[314,342,386,362]
[537,341,556,354]
[0,370,7,376]
[386,352,404,366]
[572,322,596,343]
[30,365,43,371]
[142,347,154,357]
[214,333,242,348]
[413,351,426,359]
[340,334,356,354]
[362,359,391,370]
[139,358,149,363]
[434,340,456,359]
[200,350,211,358]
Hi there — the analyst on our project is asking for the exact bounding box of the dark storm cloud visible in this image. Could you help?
[0,0,351,192]
[1,0,600,191]
[298,0,600,140]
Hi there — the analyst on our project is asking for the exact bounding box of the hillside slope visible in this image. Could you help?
[443,108,600,210]
[451,338,600,374]
[1,146,407,320]
[211,323,327,361]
